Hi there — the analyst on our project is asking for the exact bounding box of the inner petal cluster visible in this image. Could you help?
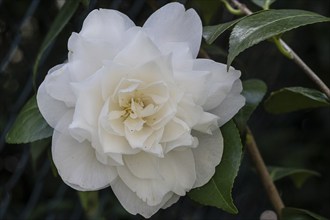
[103,77,179,156]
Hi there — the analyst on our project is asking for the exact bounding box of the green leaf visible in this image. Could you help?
[6,95,53,144]
[268,166,320,188]
[33,0,80,86]
[234,79,267,132]
[228,9,330,67]
[264,87,330,114]
[281,207,328,220]
[78,191,99,218]
[189,120,243,214]
[203,18,245,44]
[251,0,276,9]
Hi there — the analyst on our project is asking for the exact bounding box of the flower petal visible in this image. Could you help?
[52,111,117,191]
[193,112,219,134]
[117,166,171,206]
[44,64,76,106]
[70,72,104,142]
[161,117,190,142]
[124,152,162,180]
[37,78,70,128]
[143,2,202,58]
[192,127,223,188]
[80,9,134,42]
[210,80,245,126]
[114,30,161,67]
[111,178,174,218]
[193,59,242,110]
[159,149,196,195]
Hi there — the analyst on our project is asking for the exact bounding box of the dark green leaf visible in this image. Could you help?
[33,0,80,85]
[251,0,276,9]
[6,95,53,144]
[264,87,330,114]
[234,79,267,132]
[189,120,242,214]
[228,9,330,67]
[203,18,245,44]
[268,166,320,188]
[281,207,328,220]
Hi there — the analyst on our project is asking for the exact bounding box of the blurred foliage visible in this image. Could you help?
[0,0,329,219]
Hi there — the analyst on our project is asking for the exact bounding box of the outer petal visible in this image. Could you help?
[192,127,223,188]
[210,80,245,126]
[70,72,104,142]
[37,67,71,128]
[192,59,241,110]
[80,9,134,42]
[113,30,162,67]
[52,111,117,191]
[111,178,174,218]
[68,9,135,81]
[158,149,196,195]
[44,64,76,106]
[143,2,202,58]
[117,165,171,206]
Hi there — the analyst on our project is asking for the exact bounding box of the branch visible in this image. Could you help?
[246,127,285,216]
[230,0,330,99]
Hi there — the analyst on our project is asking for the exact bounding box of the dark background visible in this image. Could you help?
[0,0,329,219]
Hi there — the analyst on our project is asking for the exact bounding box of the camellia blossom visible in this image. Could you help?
[37,2,245,218]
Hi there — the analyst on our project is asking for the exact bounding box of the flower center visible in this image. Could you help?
[111,90,158,133]
[121,97,145,119]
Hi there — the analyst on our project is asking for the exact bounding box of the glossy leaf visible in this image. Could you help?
[189,120,242,214]
[268,166,320,188]
[6,95,53,144]
[203,18,244,44]
[33,0,80,85]
[264,87,330,114]
[281,207,328,220]
[234,79,267,132]
[228,9,330,67]
[251,0,276,9]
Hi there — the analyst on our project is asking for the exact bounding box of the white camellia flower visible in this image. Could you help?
[37,2,245,218]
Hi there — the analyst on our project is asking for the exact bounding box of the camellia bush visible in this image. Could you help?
[1,0,329,219]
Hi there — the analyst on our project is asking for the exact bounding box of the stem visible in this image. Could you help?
[230,0,330,99]
[279,39,330,99]
[246,127,285,216]
[221,0,244,15]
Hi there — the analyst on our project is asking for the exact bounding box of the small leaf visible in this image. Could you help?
[281,207,328,220]
[234,79,267,132]
[33,0,80,85]
[268,166,320,188]
[189,120,243,214]
[203,18,245,44]
[6,95,53,144]
[228,9,330,67]
[264,87,330,114]
[251,0,276,9]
